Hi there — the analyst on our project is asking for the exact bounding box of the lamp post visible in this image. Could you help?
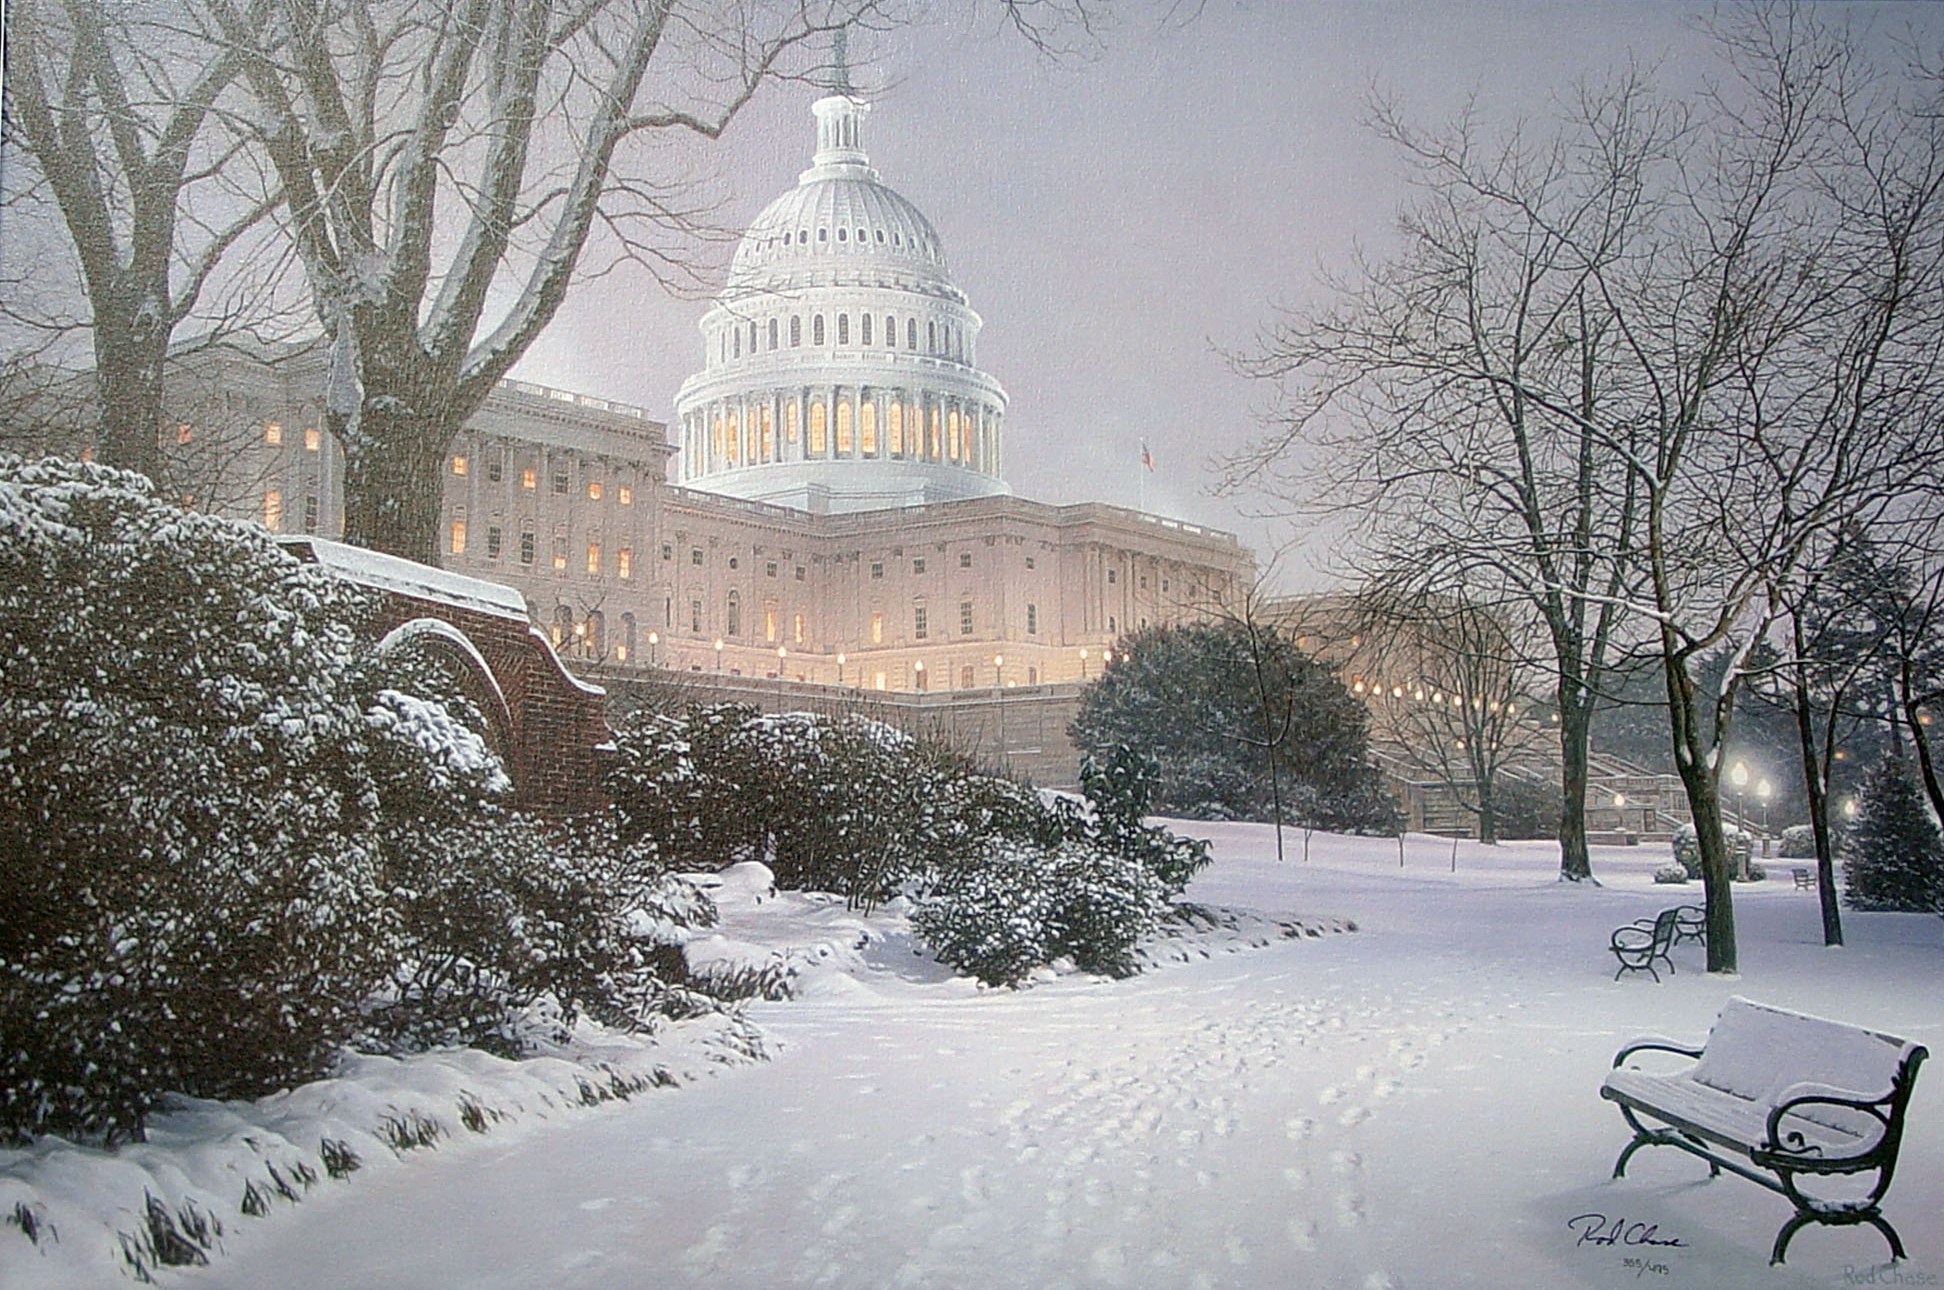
[993,653,1004,688]
[776,645,786,678]
[913,659,925,691]
[836,651,846,686]
[1730,760,1750,879]
[1079,647,1089,679]
[647,630,659,667]
[713,638,723,672]
[1757,778,1773,856]
[1613,792,1628,837]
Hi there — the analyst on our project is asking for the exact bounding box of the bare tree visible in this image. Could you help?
[3,0,283,476]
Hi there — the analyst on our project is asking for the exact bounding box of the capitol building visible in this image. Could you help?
[122,77,1253,696]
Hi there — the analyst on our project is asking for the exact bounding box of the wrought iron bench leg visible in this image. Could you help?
[1770,1208,1905,1266]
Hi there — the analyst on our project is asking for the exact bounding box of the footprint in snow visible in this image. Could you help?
[1285,1115,1317,1140]
[1397,1051,1427,1071]
[1287,1217,1319,1251]
[1372,1077,1402,1100]
[1338,1105,1372,1127]
[1318,1085,1346,1105]
[1336,1192,1367,1227]
[1364,1271,1401,1289]
[1283,1164,1310,1190]
[1330,1149,1363,1175]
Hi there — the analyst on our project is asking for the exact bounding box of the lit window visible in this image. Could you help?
[265,422,283,446]
[793,613,805,644]
[262,489,283,531]
[552,536,567,571]
[836,400,852,454]
[452,454,468,476]
[809,402,827,454]
[177,423,193,444]
[586,542,601,575]
[786,400,800,443]
[304,427,320,452]
[861,402,877,454]
[871,611,884,643]
[618,548,633,580]
[587,480,602,501]
[522,467,537,490]
[764,609,777,642]
[450,511,467,555]
[618,485,633,506]
[889,404,904,455]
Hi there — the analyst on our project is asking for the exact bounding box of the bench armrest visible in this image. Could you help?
[1763,1082,1893,1157]
[1612,1037,1703,1069]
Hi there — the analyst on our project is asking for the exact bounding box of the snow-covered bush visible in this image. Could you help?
[1080,745,1211,897]
[0,457,401,1142]
[1779,823,1817,859]
[911,838,1168,986]
[1843,758,1944,912]
[1671,821,1753,880]
[1653,864,1690,884]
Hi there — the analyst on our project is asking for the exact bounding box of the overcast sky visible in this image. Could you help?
[513,1,1930,591]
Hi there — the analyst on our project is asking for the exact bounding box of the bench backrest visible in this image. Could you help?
[1690,997,1918,1104]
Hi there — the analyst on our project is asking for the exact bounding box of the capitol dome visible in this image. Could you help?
[672,85,1008,512]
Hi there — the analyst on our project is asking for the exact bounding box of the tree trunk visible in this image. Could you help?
[337,396,450,565]
[1788,627,1843,946]
[92,318,166,481]
[1555,696,1595,881]
[1901,661,1944,828]
[1664,653,1738,973]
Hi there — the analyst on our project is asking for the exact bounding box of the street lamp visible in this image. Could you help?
[647,630,659,666]
[713,638,724,671]
[993,653,1004,688]
[1730,760,1750,879]
[1613,792,1628,834]
[913,659,925,691]
[1756,778,1773,855]
[1079,647,1089,679]
[776,645,787,678]
[836,651,846,686]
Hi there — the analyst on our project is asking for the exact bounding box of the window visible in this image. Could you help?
[1028,667,1038,685]
[265,422,283,446]
[262,489,283,532]
[768,318,779,350]
[487,525,503,560]
[912,557,926,575]
[618,548,632,580]
[618,613,635,663]
[728,556,739,570]
[870,561,884,579]
[766,561,778,578]
[587,481,602,501]
[808,402,827,454]
[961,665,975,689]
[661,543,673,561]
[551,605,573,647]
[860,402,877,454]
[1025,556,1035,570]
[1109,615,1117,634]
[793,613,805,644]
[764,608,777,642]
[888,404,904,455]
[913,605,928,640]
[520,526,536,564]
[870,611,883,643]
[303,495,319,534]
[726,591,741,637]
[1139,576,1147,590]
[786,400,800,443]
[794,565,805,582]
[873,671,886,691]
[732,329,740,359]
[487,453,503,482]
[1107,568,1118,584]
[861,314,872,345]
[552,467,569,494]
[552,535,568,571]
[304,426,321,452]
[618,485,632,506]
[452,454,468,476]
[691,547,703,566]
[958,552,972,569]
[585,610,605,657]
[450,510,467,556]
[907,318,918,349]
[522,467,537,490]
[690,599,703,633]
[838,314,850,346]
[586,541,601,575]
[915,666,928,692]
[813,315,825,346]
[959,601,973,635]
[1027,603,1038,635]
[791,315,802,347]
[835,400,852,455]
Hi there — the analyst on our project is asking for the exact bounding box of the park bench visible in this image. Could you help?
[1794,867,1814,890]
[1600,996,1929,1265]
[1610,908,1679,981]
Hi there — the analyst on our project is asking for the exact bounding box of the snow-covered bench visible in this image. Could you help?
[1609,908,1680,981]
[1601,996,1929,1265]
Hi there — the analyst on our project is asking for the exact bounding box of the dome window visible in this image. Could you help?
[798,230,808,244]
[790,316,801,348]
[837,227,847,242]
[768,318,779,350]
[876,229,886,243]
[857,227,866,245]
[884,315,895,348]
[733,330,741,358]
[813,315,825,346]
[861,314,873,345]
[907,318,918,349]
[818,228,828,242]
[837,314,849,346]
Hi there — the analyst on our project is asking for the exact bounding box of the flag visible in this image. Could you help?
[1140,439,1155,472]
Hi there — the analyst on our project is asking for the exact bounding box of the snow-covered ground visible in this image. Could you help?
[16,825,1944,1290]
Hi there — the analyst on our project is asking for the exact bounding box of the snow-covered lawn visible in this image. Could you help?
[16,825,1944,1290]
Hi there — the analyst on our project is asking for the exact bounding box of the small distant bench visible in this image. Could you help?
[1794,867,1814,890]
[1609,906,1705,982]
[1600,997,1929,1265]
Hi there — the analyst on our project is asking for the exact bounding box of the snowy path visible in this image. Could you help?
[174,829,1944,1290]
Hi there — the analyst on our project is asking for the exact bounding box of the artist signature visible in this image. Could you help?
[1568,1213,1689,1250]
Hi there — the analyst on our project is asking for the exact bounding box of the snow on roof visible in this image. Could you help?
[280,537,528,621]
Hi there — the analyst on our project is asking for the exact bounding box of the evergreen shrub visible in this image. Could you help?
[1842,758,1944,912]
